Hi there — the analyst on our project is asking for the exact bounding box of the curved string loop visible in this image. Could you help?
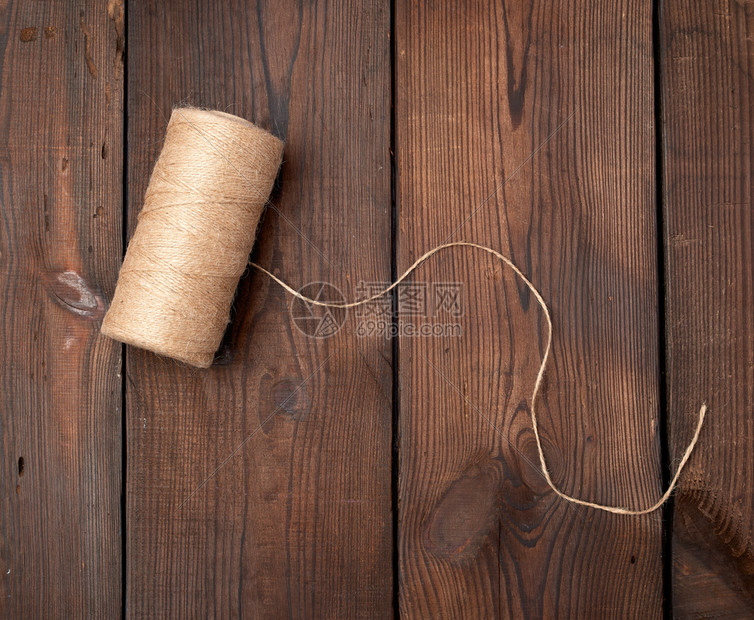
[252,241,706,515]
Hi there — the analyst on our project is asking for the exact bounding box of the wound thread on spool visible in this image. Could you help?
[100,107,708,514]
[101,108,284,368]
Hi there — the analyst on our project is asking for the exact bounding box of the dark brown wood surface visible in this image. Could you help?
[395,1,665,616]
[661,0,754,616]
[0,0,123,617]
[125,0,392,617]
[2,0,753,617]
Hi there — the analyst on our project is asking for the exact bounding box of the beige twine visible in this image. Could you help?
[101,108,283,367]
[102,108,706,515]
[253,241,706,515]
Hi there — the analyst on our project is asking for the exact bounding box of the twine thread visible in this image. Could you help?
[103,108,706,515]
[253,242,707,516]
[101,108,284,367]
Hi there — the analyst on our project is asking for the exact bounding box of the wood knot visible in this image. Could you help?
[510,401,561,497]
[272,378,311,419]
[425,458,502,560]
[43,270,107,319]
[20,27,37,42]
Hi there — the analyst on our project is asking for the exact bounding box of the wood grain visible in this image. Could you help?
[126,1,392,616]
[0,0,123,616]
[660,0,754,616]
[395,1,665,616]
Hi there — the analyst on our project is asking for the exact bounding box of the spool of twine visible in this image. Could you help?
[101,108,283,368]
[101,106,707,515]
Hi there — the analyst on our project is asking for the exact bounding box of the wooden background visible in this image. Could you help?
[0,0,751,617]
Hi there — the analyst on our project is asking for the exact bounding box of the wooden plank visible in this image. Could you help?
[660,0,754,616]
[0,0,123,617]
[395,1,664,616]
[126,1,392,616]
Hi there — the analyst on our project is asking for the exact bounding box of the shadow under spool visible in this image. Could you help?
[101,108,284,368]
